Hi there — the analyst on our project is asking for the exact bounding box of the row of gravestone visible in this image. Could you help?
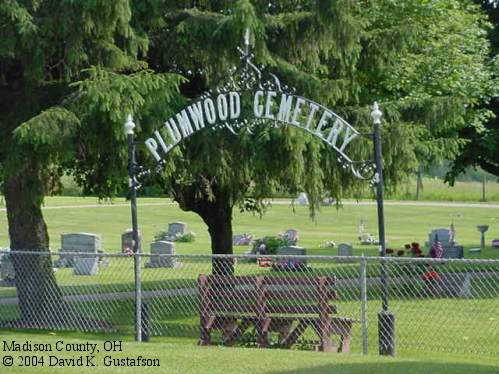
[0,225,465,282]
[0,222,189,281]
[58,231,182,275]
[262,243,353,269]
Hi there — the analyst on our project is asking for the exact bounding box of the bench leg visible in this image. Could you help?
[311,322,336,352]
[222,318,238,345]
[321,336,334,352]
[199,316,212,345]
[257,318,271,348]
[338,334,351,353]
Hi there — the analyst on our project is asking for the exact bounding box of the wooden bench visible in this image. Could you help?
[198,274,357,352]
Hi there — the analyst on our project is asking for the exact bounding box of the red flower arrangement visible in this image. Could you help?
[410,242,423,257]
[422,270,442,282]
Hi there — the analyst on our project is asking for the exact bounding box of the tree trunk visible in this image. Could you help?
[203,197,234,276]
[3,170,66,327]
[173,181,235,275]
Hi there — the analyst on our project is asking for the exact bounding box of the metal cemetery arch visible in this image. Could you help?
[141,50,374,180]
[125,34,394,355]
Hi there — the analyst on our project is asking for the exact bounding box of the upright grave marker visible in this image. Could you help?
[59,233,101,267]
[122,229,142,253]
[146,241,179,268]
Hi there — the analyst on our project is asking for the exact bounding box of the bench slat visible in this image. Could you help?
[210,289,258,300]
[264,289,336,301]
[263,276,336,287]
[211,303,257,314]
[266,304,336,314]
[206,275,336,287]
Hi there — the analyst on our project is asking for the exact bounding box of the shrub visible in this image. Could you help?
[176,232,196,242]
[154,230,169,242]
[154,231,196,242]
[252,235,294,255]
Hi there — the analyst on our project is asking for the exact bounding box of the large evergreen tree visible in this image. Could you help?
[0,0,182,325]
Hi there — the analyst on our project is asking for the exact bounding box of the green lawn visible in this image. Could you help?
[0,331,497,374]
[387,177,499,202]
[0,197,498,365]
[1,196,498,259]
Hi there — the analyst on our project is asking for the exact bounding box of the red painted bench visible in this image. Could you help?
[198,274,357,352]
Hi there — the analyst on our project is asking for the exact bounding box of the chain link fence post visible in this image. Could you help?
[360,254,368,355]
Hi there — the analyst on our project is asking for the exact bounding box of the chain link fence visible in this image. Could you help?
[0,250,498,358]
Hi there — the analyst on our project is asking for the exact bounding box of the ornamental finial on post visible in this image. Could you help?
[125,114,135,135]
[244,28,250,48]
[371,102,382,125]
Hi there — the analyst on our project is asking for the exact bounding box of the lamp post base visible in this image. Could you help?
[378,310,395,356]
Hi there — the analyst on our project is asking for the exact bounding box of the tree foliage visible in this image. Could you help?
[447,0,499,180]
[0,0,494,270]
[0,0,183,324]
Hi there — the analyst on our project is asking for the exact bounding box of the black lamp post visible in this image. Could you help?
[124,114,142,342]
[371,103,395,355]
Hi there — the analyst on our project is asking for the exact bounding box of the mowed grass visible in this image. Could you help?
[1,269,498,359]
[0,197,498,368]
[387,177,499,202]
[0,196,498,258]
[0,330,498,374]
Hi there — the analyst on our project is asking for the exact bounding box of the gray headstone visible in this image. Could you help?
[60,233,101,267]
[146,241,179,268]
[73,257,99,276]
[338,243,353,257]
[121,229,142,253]
[276,246,307,268]
[428,229,452,246]
[282,229,299,243]
[277,246,306,256]
[168,222,188,236]
[442,245,464,259]
[233,234,253,246]
[0,255,15,282]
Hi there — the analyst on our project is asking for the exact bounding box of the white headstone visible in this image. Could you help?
[146,241,179,268]
[282,229,299,244]
[168,222,188,236]
[60,233,101,267]
[297,192,309,205]
[0,254,15,282]
[73,257,99,276]
[233,233,253,246]
[121,229,142,253]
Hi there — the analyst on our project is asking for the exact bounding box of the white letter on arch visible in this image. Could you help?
[253,90,265,118]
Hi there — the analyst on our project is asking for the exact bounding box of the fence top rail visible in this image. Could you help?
[1,249,499,265]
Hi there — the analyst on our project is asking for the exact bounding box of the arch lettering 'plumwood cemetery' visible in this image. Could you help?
[145,89,359,164]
